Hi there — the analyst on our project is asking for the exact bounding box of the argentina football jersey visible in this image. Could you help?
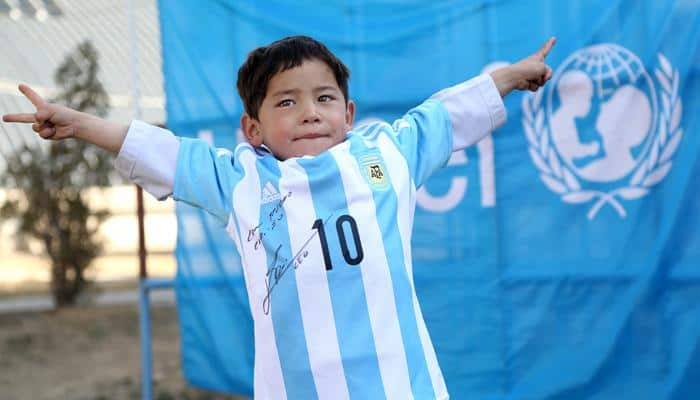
[115,74,505,399]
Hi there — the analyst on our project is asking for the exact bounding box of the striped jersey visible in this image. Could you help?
[115,74,506,399]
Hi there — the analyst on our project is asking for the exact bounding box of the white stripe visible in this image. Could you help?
[225,215,256,316]
[330,144,414,400]
[225,215,242,256]
[233,150,287,400]
[377,134,449,397]
[279,159,350,400]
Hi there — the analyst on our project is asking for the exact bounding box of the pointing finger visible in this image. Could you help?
[3,113,36,123]
[537,37,556,60]
[18,84,46,108]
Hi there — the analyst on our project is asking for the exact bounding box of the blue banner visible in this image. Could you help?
[159,1,700,398]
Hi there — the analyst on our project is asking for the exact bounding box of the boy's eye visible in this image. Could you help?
[318,94,334,102]
[277,99,294,107]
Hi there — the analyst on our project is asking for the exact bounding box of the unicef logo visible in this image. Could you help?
[522,44,683,219]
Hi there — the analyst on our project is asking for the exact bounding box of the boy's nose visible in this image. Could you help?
[302,102,321,124]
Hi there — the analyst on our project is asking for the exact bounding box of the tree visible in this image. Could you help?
[0,40,117,307]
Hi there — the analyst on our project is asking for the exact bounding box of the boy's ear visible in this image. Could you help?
[344,100,356,130]
[240,113,263,147]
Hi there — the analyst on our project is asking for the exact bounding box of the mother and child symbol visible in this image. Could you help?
[549,62,654,183]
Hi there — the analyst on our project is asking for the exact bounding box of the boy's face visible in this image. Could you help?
[241,59,355,160]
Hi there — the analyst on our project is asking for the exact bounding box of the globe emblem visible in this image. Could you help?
[546,44,658,183]
[524,44,682,219]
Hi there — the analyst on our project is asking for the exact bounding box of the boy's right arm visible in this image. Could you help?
[3,84,234,224]
[3,84,176,199]
[4,84,179,202]
[3,84,128,153]
[118,123,236,225]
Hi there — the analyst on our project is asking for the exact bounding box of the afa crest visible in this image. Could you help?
[359,154,390,191]
[522,44,683,220]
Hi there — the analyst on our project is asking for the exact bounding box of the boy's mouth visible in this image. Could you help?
[295,132,327,140]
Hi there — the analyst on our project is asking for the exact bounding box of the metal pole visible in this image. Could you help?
[127,0,146,279]
[137,186,147,278]
[126,1,152,399]
[138,280,153,400]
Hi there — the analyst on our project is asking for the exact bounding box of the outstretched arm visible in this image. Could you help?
[2,84,128,153]
[490,37,556,97]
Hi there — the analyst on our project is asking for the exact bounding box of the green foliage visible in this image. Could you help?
[0,40,115,307]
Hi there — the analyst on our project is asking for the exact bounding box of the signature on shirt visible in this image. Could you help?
[262,212,334,315]
[247,191,293,250]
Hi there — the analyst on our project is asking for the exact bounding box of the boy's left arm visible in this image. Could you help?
[489,37,556,98]
[395,37,556,186]
[429,36,556,152]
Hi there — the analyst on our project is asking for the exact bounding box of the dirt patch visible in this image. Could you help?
[0,304,247,400]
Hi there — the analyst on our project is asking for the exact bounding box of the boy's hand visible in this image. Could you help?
[490,37,556,97]
[2,84,80,140]
[3,84,128,153]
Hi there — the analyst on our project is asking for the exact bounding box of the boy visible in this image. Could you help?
[4,35,555,399]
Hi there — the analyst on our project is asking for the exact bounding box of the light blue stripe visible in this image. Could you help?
[298,151,386,400]
[348,135,436,399]
[257,157,318,400]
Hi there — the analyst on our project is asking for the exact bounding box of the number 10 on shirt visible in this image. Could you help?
[312,214,364,270]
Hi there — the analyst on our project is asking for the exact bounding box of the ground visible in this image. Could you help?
[0,303,248,400]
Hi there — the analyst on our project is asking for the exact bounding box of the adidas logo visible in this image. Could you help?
[261,182,281,204]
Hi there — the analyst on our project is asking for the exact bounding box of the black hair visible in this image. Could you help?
[237,35,350,119]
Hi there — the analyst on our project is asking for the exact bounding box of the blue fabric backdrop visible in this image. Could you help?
[158,1,700,398]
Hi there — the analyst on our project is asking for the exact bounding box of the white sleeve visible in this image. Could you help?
[114,120,180,200]
[430,74,507,150]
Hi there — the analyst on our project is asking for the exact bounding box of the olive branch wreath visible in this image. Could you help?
[522,53,683,220]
